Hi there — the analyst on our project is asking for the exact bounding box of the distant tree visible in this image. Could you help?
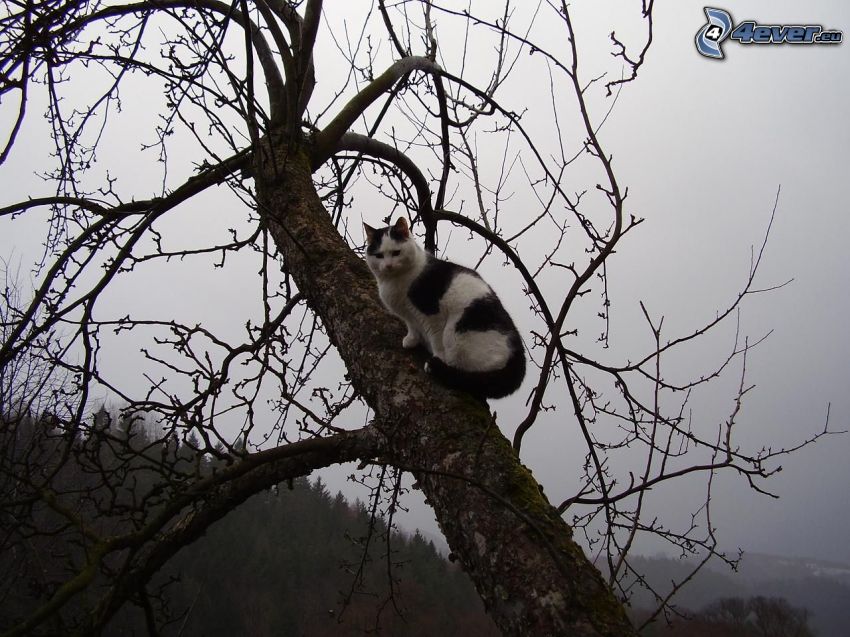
[700,596,751,630]
[639,595,815,637]
[746,596,814,637]
[0,2,835,635]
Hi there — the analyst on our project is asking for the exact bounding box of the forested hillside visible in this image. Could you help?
[0,408,497,635]
[138,477,499,636]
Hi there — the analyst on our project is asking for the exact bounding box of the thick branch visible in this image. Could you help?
[312,56,441,165]
[6,427,382,637]
[330,132,436,252]
[60,0,287,123]
[296,0,321,110]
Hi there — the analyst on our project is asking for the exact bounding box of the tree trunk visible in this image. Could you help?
[254,141,636,636]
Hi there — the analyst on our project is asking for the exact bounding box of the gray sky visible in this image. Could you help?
[1,1,848,568]
[600,2,850,562]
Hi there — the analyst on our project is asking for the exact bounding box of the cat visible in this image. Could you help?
[363,217,525,399]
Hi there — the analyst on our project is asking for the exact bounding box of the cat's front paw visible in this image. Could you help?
[402,333,420,349]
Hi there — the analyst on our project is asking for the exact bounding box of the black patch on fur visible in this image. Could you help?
[427,336,525,399]
[456,293,516,334]
[408,257,472,315]
[366,225,409,256]
[365,227,387,255]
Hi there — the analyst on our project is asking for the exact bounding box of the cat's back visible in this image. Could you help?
[408,255,492,316]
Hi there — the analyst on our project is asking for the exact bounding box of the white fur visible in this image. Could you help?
[366,232,512,372]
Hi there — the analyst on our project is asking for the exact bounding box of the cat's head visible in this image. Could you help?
[363,217,419,279]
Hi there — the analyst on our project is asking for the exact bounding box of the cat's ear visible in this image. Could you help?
[393,217,410,239]
[363,223,377,242]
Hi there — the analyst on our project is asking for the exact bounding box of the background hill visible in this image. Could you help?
[626,553,850,637]
[112,477,500,636]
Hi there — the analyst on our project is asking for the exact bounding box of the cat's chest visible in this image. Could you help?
[377,280,416,315]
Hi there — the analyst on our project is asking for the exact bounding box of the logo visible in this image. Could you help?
[695,8,734,58]
[695,7,843,59]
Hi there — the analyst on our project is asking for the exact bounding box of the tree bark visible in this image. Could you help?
[252,140,635,636]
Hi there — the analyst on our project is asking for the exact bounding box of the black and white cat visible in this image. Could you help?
[363,217,525,399]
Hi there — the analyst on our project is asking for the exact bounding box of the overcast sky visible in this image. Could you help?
[1,1,848,568]
[582,1,850,564]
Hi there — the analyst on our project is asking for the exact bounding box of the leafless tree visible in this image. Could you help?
[0,1,836,635]
[697,596,815,637]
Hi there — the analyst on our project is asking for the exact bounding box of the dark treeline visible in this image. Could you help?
[0,407,498,635]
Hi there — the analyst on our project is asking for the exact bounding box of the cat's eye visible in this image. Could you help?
[374,252,384,259]
[391,250,401,257]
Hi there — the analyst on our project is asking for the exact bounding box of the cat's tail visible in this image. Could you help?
[425,348,526,399]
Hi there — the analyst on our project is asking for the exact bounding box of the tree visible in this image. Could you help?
[0,2,834,635]
[638,595,816,637]
[697,596,815,637]
[746,596,815,637]
[697,596,751,630]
